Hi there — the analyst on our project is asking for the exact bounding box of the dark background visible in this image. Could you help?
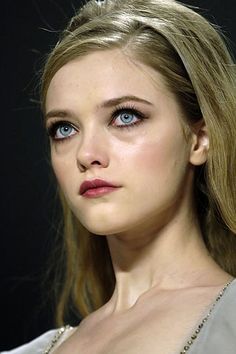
[1,0,236,351]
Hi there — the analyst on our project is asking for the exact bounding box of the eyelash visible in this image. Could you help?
[46,104,148,142]
[47,120,77,142]
[111,104,147,129]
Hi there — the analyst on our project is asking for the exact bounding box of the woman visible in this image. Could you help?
[3,0,236,353]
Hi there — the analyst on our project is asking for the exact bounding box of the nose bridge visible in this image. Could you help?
[79,121,103,151]
[76,122,109,169]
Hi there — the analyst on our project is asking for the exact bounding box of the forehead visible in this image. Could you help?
[45,49,171,109]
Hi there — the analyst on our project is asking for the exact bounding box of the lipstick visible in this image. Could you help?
[79,178,120,198]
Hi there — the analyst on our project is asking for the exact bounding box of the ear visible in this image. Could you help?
[189,119,209,166]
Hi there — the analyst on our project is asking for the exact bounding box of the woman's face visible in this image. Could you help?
[45,49,195,238]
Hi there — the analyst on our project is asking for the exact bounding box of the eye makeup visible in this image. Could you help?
[110,104,148,129]
[46,120,78,141]
[46,103,149,142]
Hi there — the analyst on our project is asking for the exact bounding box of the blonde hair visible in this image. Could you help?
[41,0,236,324]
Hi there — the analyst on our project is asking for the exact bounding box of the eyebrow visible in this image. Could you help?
[45,109,72,121]
[45,95,153,121]
[97,95,153,109]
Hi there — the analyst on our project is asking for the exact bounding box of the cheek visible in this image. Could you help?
[51,152,77,195]
[136,142,167,168]
[51,154,65,182]
[126,132,191,202]
[128,135,187,175]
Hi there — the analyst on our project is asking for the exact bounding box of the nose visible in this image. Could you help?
[76,129,109,172]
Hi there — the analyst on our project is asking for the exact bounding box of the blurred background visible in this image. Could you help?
[1,0,236,350]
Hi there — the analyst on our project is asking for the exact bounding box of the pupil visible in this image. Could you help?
[60,126,71,135]
[121,113,133,123]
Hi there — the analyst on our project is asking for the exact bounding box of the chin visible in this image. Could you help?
[72,207,122,234]
[81,223,121,236]
[78,216,128,236]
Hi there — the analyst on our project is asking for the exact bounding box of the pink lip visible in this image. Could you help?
[79,178,120,197]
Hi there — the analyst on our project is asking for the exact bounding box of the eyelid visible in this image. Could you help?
[46,103,148,140]
[110,104,148,126]
[46,119,78,139]
[111,103,147,117]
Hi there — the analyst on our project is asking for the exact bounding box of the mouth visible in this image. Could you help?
[79,178,121,198]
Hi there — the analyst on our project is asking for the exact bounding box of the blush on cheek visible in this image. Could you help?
[134,136,190,192]
[133,141,171,170]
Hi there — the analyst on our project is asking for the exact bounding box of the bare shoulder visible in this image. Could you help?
[53,305,110,353]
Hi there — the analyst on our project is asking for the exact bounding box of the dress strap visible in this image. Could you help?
[179,278,235,354]
[43,325,73,354]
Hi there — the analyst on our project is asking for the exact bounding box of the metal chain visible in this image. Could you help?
[43,325,73,354]
[43,279,234,353]
[179,278,234,353]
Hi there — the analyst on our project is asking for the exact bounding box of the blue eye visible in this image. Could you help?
[47,121,77,140]
[112,108,146,128]
[58,125,74,138]
[119,112,136,124]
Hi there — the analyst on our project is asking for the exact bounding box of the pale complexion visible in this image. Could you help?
[45,49,231,353]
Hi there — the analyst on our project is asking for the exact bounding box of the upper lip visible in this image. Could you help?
[79,178,120,195]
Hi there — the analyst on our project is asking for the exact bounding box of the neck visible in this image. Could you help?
[106,208,227,313]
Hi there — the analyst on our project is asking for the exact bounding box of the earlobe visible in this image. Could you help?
[189,121,209,166]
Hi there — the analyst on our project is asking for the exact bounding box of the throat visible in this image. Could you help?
[106,229,230,314]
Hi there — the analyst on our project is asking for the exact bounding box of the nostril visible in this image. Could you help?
[91,160,102,165]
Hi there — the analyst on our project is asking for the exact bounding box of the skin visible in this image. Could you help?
[45,49,231,353]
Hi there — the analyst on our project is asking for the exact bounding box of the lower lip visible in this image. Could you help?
[82,186,119,198]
